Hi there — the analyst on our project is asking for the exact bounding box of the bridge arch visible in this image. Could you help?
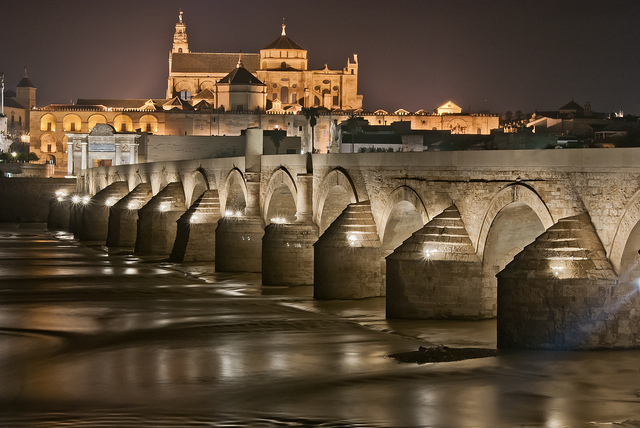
[380,185,429,250]
[477,183,554,259]
[609,190,640,278]
[263,167,298,224]
[128,171,145,193]
[222,167,248,215]
[477,183,554,314]
[316,167,359,233]
[182,167,211,207]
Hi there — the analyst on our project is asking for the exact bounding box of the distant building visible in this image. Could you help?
[65,124,140,176]
[2,68,35,141]
[28,11,501,174]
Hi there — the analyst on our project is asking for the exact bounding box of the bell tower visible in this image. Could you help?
[172,10,189,53]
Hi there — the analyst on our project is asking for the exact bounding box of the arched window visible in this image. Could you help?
[88,114,107,131]
[40,133,56,153]
[63,114,82,132]
[113,114,133,132]
[139,115,158,133]
[40,114,57,132]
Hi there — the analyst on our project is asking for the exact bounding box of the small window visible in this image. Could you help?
[70,123,76,131]
[292,94,297,103]
[273,93,277,100]
[11,114,14,124]
[47,122,52,131]
[18,117,22,125]
[148,123,153,132]
[47,144,52,152]
[299,126,302,131]
[121,123,126,132]
[333,96,338,106]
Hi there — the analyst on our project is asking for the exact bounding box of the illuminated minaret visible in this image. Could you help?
[172,10,189,53]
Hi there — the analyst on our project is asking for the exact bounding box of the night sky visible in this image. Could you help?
[2,0,639,115]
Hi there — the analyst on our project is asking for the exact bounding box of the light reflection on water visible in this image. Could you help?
[1,230,640,427]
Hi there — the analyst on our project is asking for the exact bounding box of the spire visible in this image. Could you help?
[172,10,189,53]
[23,67,28,79]
[282,18,286,36]
[237,53,244,69]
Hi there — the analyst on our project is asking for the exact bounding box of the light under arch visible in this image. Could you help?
[609,189,640,275]
[222,168,248,215]
[379,185,429,247]
[315,167,359,232]
[476,183,554,259]
[263,167,298,224]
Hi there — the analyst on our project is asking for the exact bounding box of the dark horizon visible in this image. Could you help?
[2,0,639,115]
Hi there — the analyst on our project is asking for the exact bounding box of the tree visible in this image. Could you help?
[343,115,363,151]
[514,110,525,122]
[503,110,513,123]
[302,107,319,153]
[270,129,286,154]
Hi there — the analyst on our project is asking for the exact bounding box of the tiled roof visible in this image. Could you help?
[263,35,304,50]
[218,65,265,86]
[171,52,260,73]
[17,77,36,88]
[76,99,168,109]
[3,98,26,109]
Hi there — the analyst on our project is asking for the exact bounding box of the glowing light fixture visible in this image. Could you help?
[159,203,169,212]
[71,195,80,204]
[127,202,137,210]
[105,198,115,207]
[423,248,438,259]
[348,234,357,246]
[190,215,199,223]
[81,196,90,205]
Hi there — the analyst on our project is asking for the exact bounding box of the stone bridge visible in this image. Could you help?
[53,129,640,350]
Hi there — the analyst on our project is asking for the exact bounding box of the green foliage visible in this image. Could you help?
[0,151,39,163]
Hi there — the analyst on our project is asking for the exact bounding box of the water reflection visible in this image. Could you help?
[1,230,640,426]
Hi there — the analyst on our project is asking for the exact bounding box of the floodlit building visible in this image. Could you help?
[28,11,501,175]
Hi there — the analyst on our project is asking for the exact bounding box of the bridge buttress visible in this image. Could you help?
[79,181,130,242]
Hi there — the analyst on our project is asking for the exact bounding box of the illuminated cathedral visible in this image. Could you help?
[166,11,362,111]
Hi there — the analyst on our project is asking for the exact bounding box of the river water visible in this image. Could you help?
[1,227,640,427]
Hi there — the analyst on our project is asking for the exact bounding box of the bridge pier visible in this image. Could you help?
[262,172,317,286]
[215,216,264,272]
[216,167,265,272]
[386,205,488,319]
[135,182,186,256]
[48,196,71,230]
[170,189,221,262]
[78,181,129,242]
[69,194,88,238]
[314,201,384,299]
[106,183,153,248]
[497,213,635,350]
[263,222,318,286]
